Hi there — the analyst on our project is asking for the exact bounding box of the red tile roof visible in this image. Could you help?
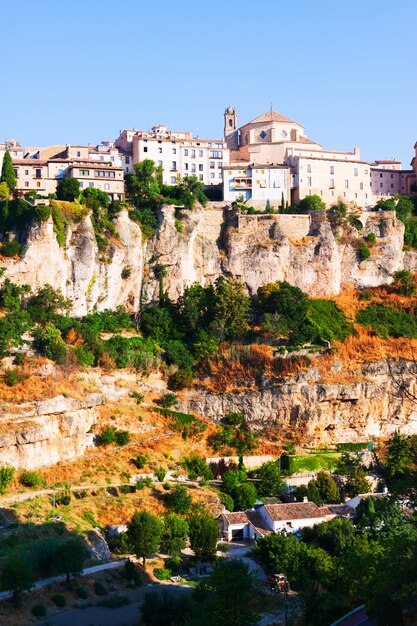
[241,109,303,128]
[264,502,327,521]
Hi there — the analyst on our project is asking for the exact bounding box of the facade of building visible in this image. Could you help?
[223,163,290,205]
[220,501,335,542]
[224,107,415,209]
[7,142,124,200]
[116,124,229,186]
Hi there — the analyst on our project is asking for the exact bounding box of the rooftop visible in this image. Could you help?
[264,502,331,521]
[240,109,303,129]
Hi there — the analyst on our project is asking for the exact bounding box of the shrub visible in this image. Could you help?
[159,392,178,409]
[136,477,153,490]
[358,242,371,262]
[155,467,166,482]
[51,594,66,607]
[181,454,213,481]
[168,367,194,390]
[31,604,47,617]
[217,542,229,553]
[94,580,108,596]
[115,430,130,446]
[100,595,130,609]
[218,491,234,512]
[154,567,171,580]
[20,470,45,488]
[0,464,15,494]
[356,304,417,338]
[365,232,376,244]
[55,488,71,506]
[121,267,132,279]
[97,426,117,445]
[4,368,20,387]
[132,453,148,470]
[1,240,22,257]
[132,391,144,404]
[165,484,192,514]
[76,586,88,599]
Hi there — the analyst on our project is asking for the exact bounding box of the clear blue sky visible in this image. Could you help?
[2,0,416,166]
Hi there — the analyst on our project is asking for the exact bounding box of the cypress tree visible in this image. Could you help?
[0,151,16,192]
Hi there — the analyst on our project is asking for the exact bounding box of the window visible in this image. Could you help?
[199,150,203,157]
[171,161,177,170]
[170,176,176,184]
[355,193,357,198]
[360,182,364,190]
[210,172,215,178]
[345,179,349,189]
[191,164,196,172]
[36,181,41,187]
[330,178,335,188]
[158,147,162,153]
[217,143,223,148]
[210,161,215,169]
[158,160,163,167]
[172,148,176,154]
[104,183,110,190]
[330,165,335,175]
[354,168,358,176]
[218,162,222,168]
[307,177,312,186]
[79,181,83,188]
[391,183,394,188]
[307,164,311,173]
[57,169,64,179]
[13,169,18,177]
[144,147,148,152]
[209,151,223,158]
[191,150,196,158]
[184,149,188,156]
[199,164,203,171]
[185,163,188,170]
[380,183,383,188]
[380,173,383,178]
[76,151,81,157]
[261,169,265,174]
[391,174,394,178]
[89,182,94,187]
[79,169,89,176]
[199,174,203,181]
[25,181,29,187]
[35,169,42,178]
[125,156,130,163]
[25,169,29,175]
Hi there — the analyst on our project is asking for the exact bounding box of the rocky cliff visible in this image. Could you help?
[1,204,407,312]
[2,209,143,317]
[180,361,417,446]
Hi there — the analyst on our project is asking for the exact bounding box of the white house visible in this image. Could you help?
[220,501,334,542]
[223,163,291,208]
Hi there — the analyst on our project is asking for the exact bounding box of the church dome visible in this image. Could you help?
[225,106,235,115]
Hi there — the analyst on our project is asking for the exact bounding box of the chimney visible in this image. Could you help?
[303,496,308,503]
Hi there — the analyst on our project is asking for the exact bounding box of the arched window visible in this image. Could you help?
[229,119,233,127]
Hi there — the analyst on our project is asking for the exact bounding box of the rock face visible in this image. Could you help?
[1,204,407,309]
[0,394,102,469]
[3,210,142,316]
[180,361,417,445]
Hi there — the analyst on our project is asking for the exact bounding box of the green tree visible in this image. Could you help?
[0,182,10,200]
[201,559,259,626]
[234,481,257,510]
[256,460,284,497]
[127,510,162,568]
[160,513,189,556]
[298,194,326,213]
[344,467,371,497]
[188,507,218,561]
[385,431,413,479]
[222,468,247,496]
[210,277,251,340]
[165,484,192,514]
[0,151,16,192]
[358,242,371,262]
[56,178,80,201]
[0,555,35,605]
[81,187,110,210]
[315,471,340,502]
[53,539,88,583]
[0,464,15,494]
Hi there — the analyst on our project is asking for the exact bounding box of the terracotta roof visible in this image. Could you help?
[241,109,303,128]
[263,502,327,521]
[328,504,356,517]
[317,506,335,517]
[221,512,250,525]
[246,510,273,534]
[374,160,401,164]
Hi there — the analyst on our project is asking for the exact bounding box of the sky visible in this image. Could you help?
[2,0,416,166]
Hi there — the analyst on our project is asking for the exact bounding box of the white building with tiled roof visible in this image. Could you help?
[219,501,335,542]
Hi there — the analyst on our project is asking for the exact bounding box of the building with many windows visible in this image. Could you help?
[223,107,414,209]
[115,124,229,186]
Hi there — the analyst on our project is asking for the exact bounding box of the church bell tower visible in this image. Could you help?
[224,106,238,150]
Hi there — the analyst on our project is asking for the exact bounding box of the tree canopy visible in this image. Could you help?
[127,510,162,567]
[0,151,16,192]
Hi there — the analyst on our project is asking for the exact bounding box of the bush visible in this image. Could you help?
[31,604,47,617]
[287,453,340,473]
[51,594,66,607]
[217,542,229,552]
[159,393,178,409]
[136,477,153,490]
[20,470,45,488]
[94,580,108,596]
[100,595,130,609]
[155,467,166,482]
[356,304,417,338]
[115,430,130,446]
[358,242,371,262]
[1,240,22,257]
[76,586,88,599]
[181,454,213,481]
[97,426,117,445]
[218,491,234,512]
[154,567,171,580]
[55,488,71,506]
[165,484,192,514]
[168,368,194,390]
[365,232,376,244]
[4,368,20,387]
[132,453,148,470]
[0,464,15,494]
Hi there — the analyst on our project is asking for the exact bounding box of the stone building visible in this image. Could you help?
[115,124,229,186]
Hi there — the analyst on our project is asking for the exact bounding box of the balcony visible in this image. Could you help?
[235,177,252,190]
